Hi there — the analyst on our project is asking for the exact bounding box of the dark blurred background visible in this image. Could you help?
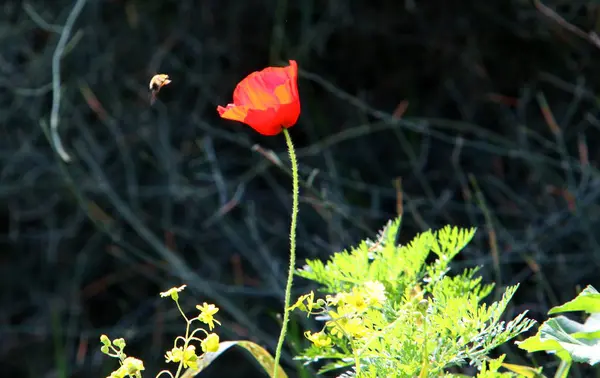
[2,0,600,377]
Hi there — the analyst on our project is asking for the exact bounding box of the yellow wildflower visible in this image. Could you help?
[326,292,347,306]
[165,345,198,370]
[122,357,145,375]
[108,357,145,378]
[289,291,316,314]
[326,310,368,339]
[304,331,332,347]
[363,281,387,306]
[159,285,187,301]
[196,303,221,330]
[343,317,368,338]
[201,333,220,353]
[343,288,369,313]
[326,310,349,338]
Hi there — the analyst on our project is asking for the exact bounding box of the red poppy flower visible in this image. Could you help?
[217,60,300,136]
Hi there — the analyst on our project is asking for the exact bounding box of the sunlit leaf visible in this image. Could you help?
[181,340,287,378]
[517,316,600,365]
[501,362,545,378]
[548,286,600,315]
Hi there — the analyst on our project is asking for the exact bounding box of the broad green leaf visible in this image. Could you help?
[517,317,600,365]
[548,286,600,315]
[550,313,600,340]
[181,340,288,378]
[573,313,600,340]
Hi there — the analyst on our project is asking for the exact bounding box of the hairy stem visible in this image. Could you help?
[272,128,299,378]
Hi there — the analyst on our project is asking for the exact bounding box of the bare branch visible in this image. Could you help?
[50,0,88,162]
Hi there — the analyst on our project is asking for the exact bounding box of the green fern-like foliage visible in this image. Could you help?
[293,218,537,378]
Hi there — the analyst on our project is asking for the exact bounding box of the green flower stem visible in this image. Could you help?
[174,301,191,378]
[555,360,571,378]
[272,128,299,378]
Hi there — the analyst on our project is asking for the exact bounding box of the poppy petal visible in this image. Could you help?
[234,80,278,109]
[217,60,300,136]
[279,100,301,127]
[243,107,283,135]
[217,104,250,123]
[274,83,295,104]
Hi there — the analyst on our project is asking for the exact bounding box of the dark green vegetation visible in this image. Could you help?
[1,0,600,377]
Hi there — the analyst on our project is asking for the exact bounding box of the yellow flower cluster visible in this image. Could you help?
[300,281,387,347]
[197,302,221,330]
[103,285,223,378]
[304,330,332,347]
[106,357,145,378]
[165,345,199,370]
[201,333,220,353]
[328,281,387,310]
[326,307,369,339]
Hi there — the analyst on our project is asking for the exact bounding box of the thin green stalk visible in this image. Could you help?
[554,360,571,378]
[174,299,190,378]
[272,128,299,378]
